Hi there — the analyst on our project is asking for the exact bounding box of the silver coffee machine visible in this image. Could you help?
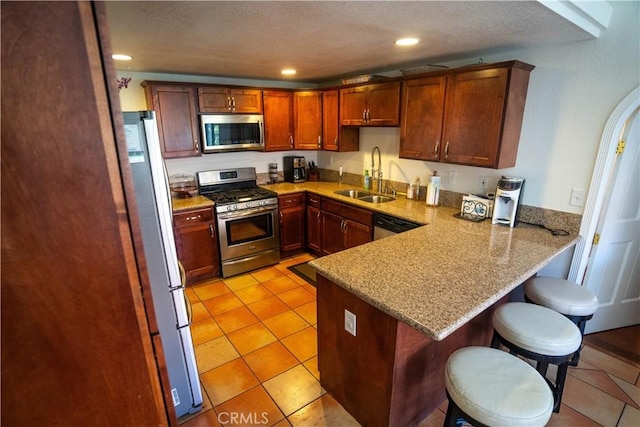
[492,176,525,227]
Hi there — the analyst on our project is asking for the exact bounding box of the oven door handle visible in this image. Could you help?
[217,206,277,220]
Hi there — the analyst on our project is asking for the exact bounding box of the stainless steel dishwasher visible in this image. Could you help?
[373,213,423,240]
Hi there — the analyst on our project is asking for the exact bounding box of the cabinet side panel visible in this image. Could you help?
[317,275,396,426]
[1,2,168,425]
[497,67,532,168]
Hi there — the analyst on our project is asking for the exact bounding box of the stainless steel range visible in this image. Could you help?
[197,168,280,278]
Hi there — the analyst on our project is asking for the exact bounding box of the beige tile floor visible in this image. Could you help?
[180,254,640,427]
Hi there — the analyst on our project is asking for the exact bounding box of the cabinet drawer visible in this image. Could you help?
[173,208,213,227]
[278,193,305,208]
[321,198,373,226]
[307,193,322,208]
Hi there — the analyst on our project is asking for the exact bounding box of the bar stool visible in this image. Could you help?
[491,302,582,413]
[524,276,598,365]
[444,346,554,427]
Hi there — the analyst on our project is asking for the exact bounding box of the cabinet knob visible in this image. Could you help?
[434,140,440,156]
[227,97,232,111]
[318,135,322,148]
[445,141,450,159]
[209,224,215,238]
[289,135,293,148]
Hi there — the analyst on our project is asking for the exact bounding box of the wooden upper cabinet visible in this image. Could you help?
[143,83,200,158]
[198,87,262,113]
[399,61,533,168]
[441,63,533,168]
[293,91,323,150]
[322,90,359,152]
[263,90,294,151]
[399,76,447,161]
[340,81,401,126]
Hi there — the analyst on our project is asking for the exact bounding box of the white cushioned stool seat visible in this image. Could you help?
[493,302,582,356]
[524,277,598,317]
[445,346,553,426]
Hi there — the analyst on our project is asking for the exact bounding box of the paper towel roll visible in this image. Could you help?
[426,175,441,206]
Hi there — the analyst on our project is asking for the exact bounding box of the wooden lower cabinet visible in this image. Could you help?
[306,194,323,255]
[278,193,306,257]
[173,207,219,284]
[317,275,503,426]
[320,198,373,255]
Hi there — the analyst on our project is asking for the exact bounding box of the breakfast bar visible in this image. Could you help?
[307,202,580,426]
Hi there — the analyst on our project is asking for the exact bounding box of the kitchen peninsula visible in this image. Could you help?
[263,181,580,426]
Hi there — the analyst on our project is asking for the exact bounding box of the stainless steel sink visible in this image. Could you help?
[334,189,372,199]
[358,195,396,203]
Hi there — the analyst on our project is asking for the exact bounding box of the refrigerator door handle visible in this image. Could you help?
[178,260,186,286]
[183,289,192,325]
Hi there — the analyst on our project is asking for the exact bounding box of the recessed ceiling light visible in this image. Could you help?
[281,69,297,76]
[112,54,132,61]
[395,38,419,46]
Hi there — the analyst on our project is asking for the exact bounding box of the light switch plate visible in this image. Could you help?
[570,188,586,207]
[344,309,356,336]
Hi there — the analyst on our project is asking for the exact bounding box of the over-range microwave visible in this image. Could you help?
[200,114,264,153]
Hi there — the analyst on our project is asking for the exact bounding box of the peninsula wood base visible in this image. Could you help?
[317,275,502,426]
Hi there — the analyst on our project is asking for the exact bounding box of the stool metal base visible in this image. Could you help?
[491,331,577,413]
[444,391,489,427]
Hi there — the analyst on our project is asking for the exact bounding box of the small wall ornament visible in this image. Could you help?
[116,76,132,91]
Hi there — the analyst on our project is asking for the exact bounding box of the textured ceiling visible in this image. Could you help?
[105,1,596,84]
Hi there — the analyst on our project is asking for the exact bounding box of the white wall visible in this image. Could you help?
[117,1,638,213]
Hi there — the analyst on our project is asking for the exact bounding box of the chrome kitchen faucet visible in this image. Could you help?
[371,146,383,193]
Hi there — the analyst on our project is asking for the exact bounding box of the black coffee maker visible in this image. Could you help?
[283,156,306,183]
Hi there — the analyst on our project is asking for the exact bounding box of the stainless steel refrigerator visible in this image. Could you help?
[123,111,202,417]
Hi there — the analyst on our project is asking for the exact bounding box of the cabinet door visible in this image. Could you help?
[306,205,322,254]
[340,86,367,126]
[366,82,401,126]
[198,87,232,112]
[229,88,263,113]
[442,68,508,167]
[399,77,447,161]
[294,91,322,150]
[344,220,372,249]
[279,193,306,253]
[323,90,359,152]
[321,211,346,255]
[264,90,294,151]
[173,209,219,283]
[145,84,200,158]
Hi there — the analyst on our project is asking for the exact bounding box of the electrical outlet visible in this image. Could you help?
[448,171,457,185]
[344,309,356,336]
[171,388,180,406]
[479,176,489,192]
[570,188,586,207]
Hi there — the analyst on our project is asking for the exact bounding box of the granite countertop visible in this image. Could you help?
[171,195,214,212]
[261,181,581,341]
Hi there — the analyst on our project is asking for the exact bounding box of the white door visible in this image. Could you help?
[583,108,640,333]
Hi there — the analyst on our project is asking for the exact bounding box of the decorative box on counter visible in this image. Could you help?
[461,195,494,218]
